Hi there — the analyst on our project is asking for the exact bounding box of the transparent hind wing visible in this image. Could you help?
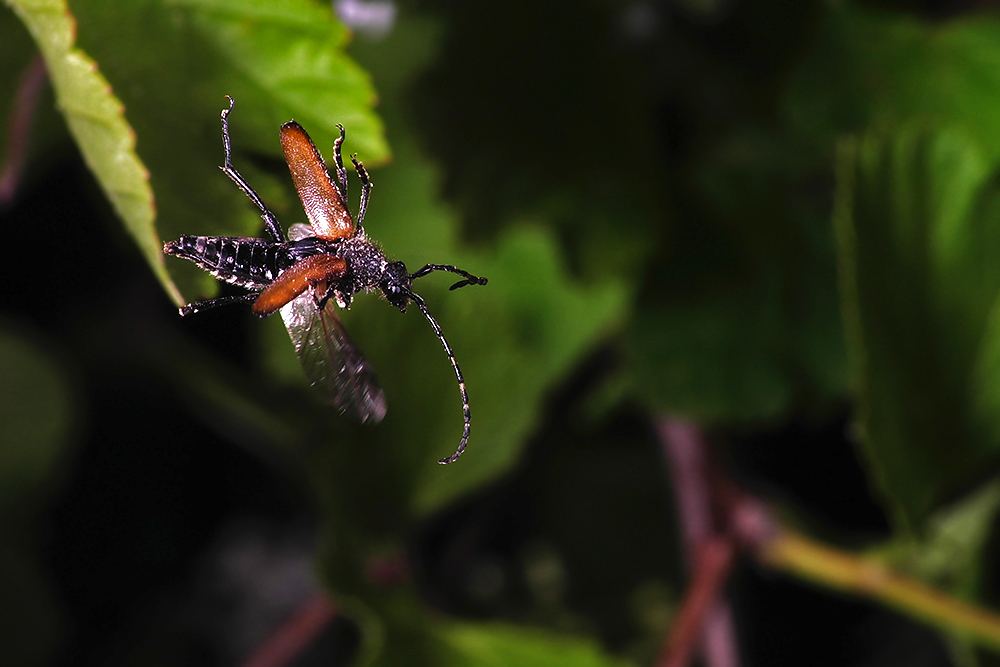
[287,223,314,241]
[280,292,387,423]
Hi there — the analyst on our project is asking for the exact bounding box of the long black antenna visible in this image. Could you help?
[405,288,472,464]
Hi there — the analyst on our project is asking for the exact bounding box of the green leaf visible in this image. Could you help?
[629,282,794,423]
[410,224,627,512]
[433,623,634,667]
[834,125,1000,531]
[906,480,1000,597]
[787,4,1000,163]
[627,128,846,423]
[4,0,182,304]
[786,2,1000,535]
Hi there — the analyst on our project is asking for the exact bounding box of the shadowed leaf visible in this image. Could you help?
[6,0,181,303]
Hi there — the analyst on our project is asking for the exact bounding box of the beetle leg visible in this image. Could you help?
[351,154,372,231]
[178,293,258,317]
[332,124,349,202]
[220,97,286,243]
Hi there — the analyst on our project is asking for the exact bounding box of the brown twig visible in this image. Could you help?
[0,54,47,207]
[241,592,338,667]
[657,415,1000,661]
[657,418,740,667]
[657,536,736,667]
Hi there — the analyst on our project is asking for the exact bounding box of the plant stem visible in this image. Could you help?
[0,53,47,206]
[760,530,1000,651]
[658,419,740,667]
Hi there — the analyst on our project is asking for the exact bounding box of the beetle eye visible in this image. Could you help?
[381,282,408,311]
[378,262,411,311]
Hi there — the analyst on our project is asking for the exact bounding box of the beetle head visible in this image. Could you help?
[380,261,412,311]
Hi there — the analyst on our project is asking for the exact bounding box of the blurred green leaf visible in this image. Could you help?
[0,320,74,517]
[787,4,1000,162]
[629,284,793,422]
[835,125,1000,531]
[906,480,1000,598]
[409,224,627,511]
[630,3,1000,427]
[627,128,845,423]
[5,0,181,303]
[434,622,634,667]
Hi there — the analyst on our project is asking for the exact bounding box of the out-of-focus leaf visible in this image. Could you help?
[64,0,385,300]
[787,4,1000,162]
[411,0,662,273]
[905,480,1000,598]
[627,127,845,423]
[408,224,627,511]
[168,0,385,155]
[0,320,74,516]
[834,125,1000,531]
[630,281,790,423]
[433,622,633,667]
[632,3,1000,427]
[4,0,181,304]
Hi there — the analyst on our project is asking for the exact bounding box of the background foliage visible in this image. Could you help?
[6,0,1000,665]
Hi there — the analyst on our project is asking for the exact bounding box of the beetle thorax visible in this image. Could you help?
[331,235,390,307]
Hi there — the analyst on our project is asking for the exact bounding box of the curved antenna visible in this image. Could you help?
[404,288,471,464]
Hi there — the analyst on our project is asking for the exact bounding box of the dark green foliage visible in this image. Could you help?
[8,0,1000,663]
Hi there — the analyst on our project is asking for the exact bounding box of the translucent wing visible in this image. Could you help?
[287,223,314,241]
[280,292,387,423]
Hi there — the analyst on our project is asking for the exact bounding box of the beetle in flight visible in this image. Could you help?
[164,97,487,464]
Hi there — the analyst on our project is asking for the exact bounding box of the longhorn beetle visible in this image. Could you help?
[164,97,487,464]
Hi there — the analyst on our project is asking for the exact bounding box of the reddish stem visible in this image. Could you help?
[0,54,47,206]
[657,537,736,667]
[241,592,338,667]
[658,418,741,667]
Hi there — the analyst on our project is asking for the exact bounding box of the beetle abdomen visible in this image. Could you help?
[164,236,288,290]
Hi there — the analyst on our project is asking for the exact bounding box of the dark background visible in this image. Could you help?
[3,0,997,665]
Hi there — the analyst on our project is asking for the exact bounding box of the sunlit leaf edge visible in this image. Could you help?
[5,0,182,304]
